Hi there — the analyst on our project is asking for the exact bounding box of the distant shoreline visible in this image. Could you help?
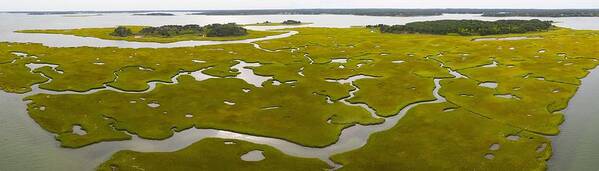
[3,8,599,17]
[132,13,175,16]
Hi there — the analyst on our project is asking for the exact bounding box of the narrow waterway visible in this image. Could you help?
[0,54,461,170]
[549,67,599,171]
[3,36,596,170]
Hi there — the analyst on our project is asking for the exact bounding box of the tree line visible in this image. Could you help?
[282,20,302,24]
[482,9,599,17]
[132,13,175,16]
[367,19,553,36]
[111,23,248,37]
[191,9,599,17]
[15,9,599,17]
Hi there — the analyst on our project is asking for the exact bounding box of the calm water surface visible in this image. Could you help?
[548,68,599,171]
[0,12,598,170]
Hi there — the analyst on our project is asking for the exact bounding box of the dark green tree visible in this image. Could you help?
[134,23,246,37]
[204,23,247,37]
[282,20,302,25]
[110,26,133,37]
[368,19,553,36]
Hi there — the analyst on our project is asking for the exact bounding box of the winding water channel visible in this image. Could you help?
[3,58,456,170]
[0,13,598,170]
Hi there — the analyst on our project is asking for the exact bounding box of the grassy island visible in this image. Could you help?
[2,21,598,170]
[98,138,330,171]
[16,24,282,43]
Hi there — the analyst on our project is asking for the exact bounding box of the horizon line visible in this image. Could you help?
[3,8,599,12]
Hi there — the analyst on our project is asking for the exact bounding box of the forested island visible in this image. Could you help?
[282,20,302,24]
[17,23,280,43]
[482,9,599,17]
[368,19,553,36]
[111,23,248,37]
[243,20,310,26]
[133,13,175,16]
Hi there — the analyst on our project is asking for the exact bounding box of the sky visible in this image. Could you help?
[0,0,597,11]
